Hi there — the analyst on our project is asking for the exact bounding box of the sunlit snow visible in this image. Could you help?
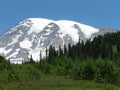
[19,39,32,49]
[28,18,53,34]
[0,48,5,55]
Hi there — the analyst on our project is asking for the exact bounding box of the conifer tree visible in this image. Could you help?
[64,44,68,56]
[30,55,35,64]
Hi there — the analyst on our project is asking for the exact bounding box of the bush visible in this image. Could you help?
[81,61,95,80]
[55,65,64,76]
[94,59,120,85]
[0,56,10,70]
[72,64,82,80]
[8,70,19,81]
[38,61,51,73]
[29,68,41,79]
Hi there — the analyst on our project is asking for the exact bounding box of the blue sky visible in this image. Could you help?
[0,0,119,34]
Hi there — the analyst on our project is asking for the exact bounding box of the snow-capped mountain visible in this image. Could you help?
[0,18,116,64]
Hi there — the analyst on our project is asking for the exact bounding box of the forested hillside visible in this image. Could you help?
[0,32,120,90]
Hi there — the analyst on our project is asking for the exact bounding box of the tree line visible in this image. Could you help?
[47,32,120,61]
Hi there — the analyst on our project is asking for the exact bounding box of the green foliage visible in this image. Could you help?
[0,56,120,89]
[112,45,117,54]
[55,65,64,76]
[7,70,19,81]
[0,56,10,70]
[29,67,41,79]
[94,59,120,84]
[72,64,82,80]
[81,60,95,80]
[38,61,51,73]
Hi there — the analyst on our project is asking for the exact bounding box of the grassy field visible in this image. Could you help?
[0,72,119,90]
[0,62,119,90]
[0,77,119,90]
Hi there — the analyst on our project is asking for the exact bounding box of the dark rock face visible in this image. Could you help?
[90,28,116,39]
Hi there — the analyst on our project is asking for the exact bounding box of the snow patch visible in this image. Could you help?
[29,48,46,61]
[31,50,40,62]
[5,48,12,54]
[16,49,20,52]
[10,58,23,64]
[19,39,32,49]
[8,51,18,58]
[8,34,21,46]
[55,20,99,39]
[77,23,99,38]
[28,18,53,34]
[0,48,5,55]
[55,20,79,43]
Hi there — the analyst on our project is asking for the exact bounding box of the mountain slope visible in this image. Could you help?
[0,18,116,64]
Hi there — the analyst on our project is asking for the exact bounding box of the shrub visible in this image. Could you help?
[72,64,82,80]
[55,65,64,76]
[81,61,95,80]
[94,59,120,85]
[38,61,51,73]
[29,68,41,79]
[8,70,19,81]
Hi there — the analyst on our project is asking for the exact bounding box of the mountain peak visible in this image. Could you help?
[0,18,116,64]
